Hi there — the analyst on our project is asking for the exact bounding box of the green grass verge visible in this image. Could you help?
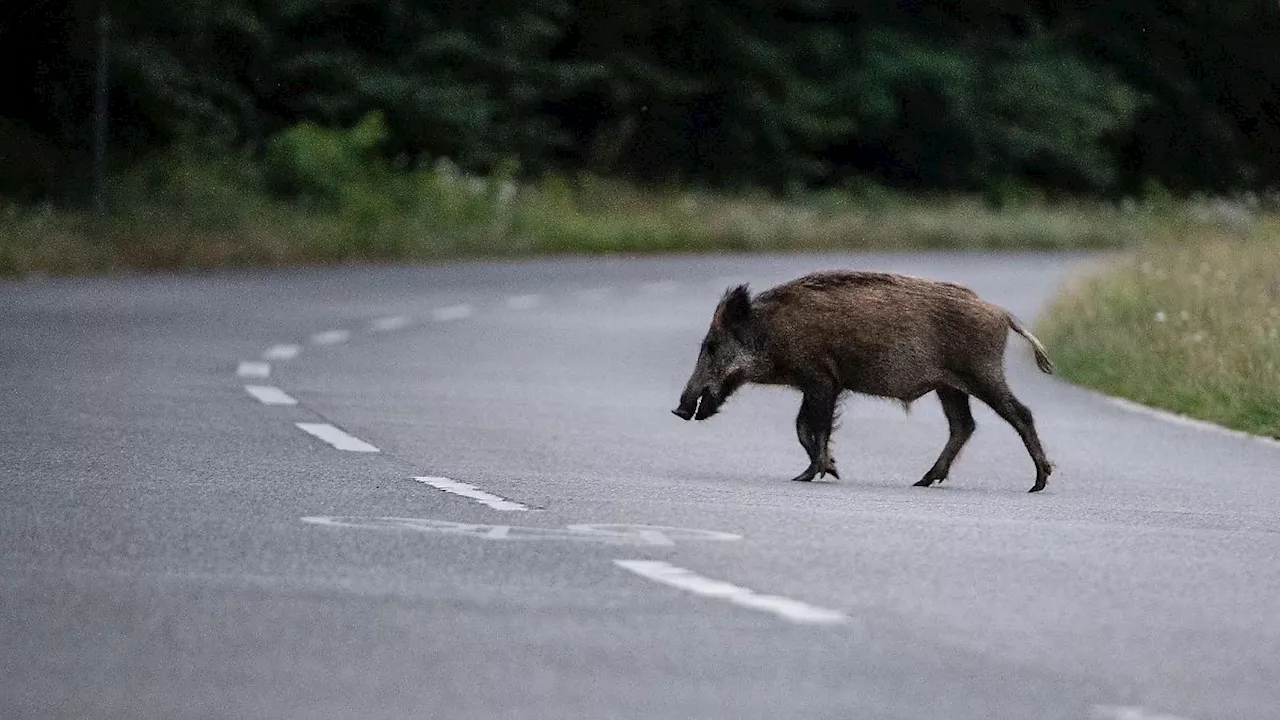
[1035,225,1280,439]
[0,154,1184,277]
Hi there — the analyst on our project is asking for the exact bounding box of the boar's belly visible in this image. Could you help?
[836,352,942,400]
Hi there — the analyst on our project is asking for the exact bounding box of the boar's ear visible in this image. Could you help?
[719,284,752,333]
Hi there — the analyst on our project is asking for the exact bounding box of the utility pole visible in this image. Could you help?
[93,1,109,215]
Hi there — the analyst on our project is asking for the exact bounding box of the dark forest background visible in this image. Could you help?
[4,0,1279,206]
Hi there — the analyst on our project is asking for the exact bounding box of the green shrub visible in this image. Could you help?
[264,111,390,204]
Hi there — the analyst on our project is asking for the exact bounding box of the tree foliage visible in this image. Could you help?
[4,0,1279,204]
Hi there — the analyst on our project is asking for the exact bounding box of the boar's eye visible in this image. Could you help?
[704,338,720,355]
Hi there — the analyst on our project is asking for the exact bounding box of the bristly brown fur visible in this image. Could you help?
[785,270,904,292]
[756,270,977,306]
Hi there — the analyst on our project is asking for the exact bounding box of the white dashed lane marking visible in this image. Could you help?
[262,344,301,360]
[236,361,271,379]
[310,329,351,345]
[369,315,412,332]
[505,294,542,310]
[614,560,848,625]
[412,476,530,511]
[432,304,473,322]
[243,385,298,406]
[295,422,379,453]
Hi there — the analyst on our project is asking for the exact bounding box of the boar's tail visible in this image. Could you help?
[1006,314,1055,374]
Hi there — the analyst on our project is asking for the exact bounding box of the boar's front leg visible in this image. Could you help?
[792,380,840,482]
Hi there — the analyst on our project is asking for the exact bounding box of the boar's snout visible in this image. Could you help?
[672,389,702,421]
[673,388,721,421]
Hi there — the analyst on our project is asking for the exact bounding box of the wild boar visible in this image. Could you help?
[672,270,1055,492]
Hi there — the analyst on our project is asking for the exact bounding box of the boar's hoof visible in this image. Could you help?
[913,474,940,488]
[793,461,840,482]
[819,458,839,480]
[790,465,820,482]
[1028,480,1046,493]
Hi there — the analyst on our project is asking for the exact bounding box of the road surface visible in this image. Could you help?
[3,252,1278,720]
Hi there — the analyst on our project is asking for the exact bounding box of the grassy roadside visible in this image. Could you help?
[0,177,1199,277]
[1035,225,1280,440]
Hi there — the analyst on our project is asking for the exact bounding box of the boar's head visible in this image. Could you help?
[673,285,757,421]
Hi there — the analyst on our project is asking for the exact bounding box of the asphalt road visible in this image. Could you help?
[3,252,1278,720]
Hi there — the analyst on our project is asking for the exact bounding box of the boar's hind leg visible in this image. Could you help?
[792,383,840,482]
[914,387,975,488]
[970,377,1052,493]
